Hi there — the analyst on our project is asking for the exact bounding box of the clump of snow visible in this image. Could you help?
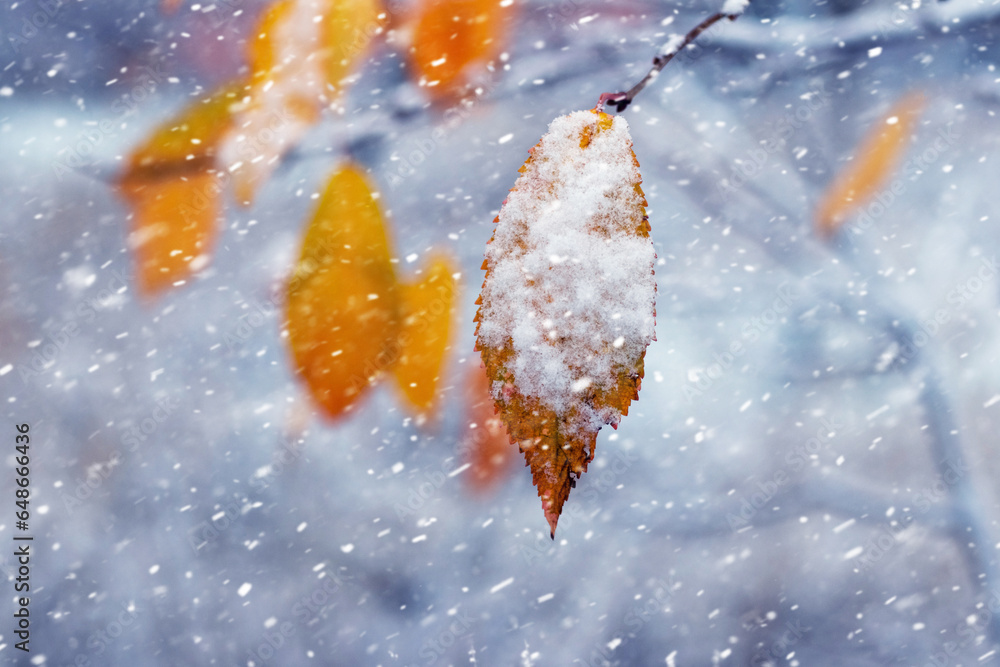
[661,34,685,57]
[477,110,656,430]
[721,0,750,16]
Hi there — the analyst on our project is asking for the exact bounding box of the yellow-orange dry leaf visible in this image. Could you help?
[286,166,399,418]
[815,91,925,237]
[288,261,398,416]
[222,0,382,205]
[126,82,244,171]
[321,0,386,89]
[462,363,513,495]
[410,0,510,100]
[475,110,656,536]
[118,83,243,297]
[392,255,457,411]
[119,172,222,297]
[249,0,298,78]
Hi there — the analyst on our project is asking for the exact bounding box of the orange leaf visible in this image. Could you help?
[462,363,514,495]
[815,91,925,237]
[475,110,656,536]
[222,0,382,205]
[410,0,510,101]
[118,83,242,297]
[119,171,223,297]
[392,255,458,412]
[321,0,386,88]
[248,0,298,78]
[286,165,399,418]
[126,82,243,172]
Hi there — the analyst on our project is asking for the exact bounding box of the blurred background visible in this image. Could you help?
[2,0,1000,664]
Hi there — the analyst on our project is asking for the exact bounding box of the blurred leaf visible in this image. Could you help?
[118,83,243,297]
[410,0,510,101]
[222,0,383,205]
[119,172,223,298]
[287,166,457,420]
[462,363,514,495]
[475,111,656,536]
[287,165,399,419]
[321,0,385,88]
[392,255,458,412]
[161,0,184,13]
[815,91,925,237]
[125,82,243,172]
[287,260,399,417]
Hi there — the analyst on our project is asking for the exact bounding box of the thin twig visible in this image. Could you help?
[595,8,748,113]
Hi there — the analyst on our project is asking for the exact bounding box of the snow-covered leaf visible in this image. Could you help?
[475,110,657,535]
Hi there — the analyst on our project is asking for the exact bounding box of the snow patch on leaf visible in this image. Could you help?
[477,111,656,430]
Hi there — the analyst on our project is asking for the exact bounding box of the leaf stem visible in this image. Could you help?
[595,9,747,113]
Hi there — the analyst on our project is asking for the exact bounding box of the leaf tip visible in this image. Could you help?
[546,512,558,539]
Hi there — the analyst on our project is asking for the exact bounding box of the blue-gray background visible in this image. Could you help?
[2,0,1000,665]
